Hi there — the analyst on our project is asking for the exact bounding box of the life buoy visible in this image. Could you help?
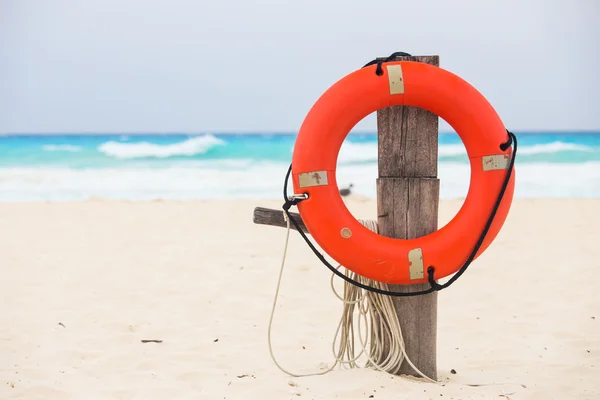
[290,60,515,285]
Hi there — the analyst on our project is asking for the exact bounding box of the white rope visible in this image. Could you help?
[267,212,338,377]
[267,212,438,382]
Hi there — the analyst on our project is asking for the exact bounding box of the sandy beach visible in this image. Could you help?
[1,198,599,399]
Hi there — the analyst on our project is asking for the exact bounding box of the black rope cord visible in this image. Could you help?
[362,51,413,76]
[281,55,518,297]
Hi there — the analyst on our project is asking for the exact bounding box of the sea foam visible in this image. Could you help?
[1,161,599,202]
[336,141,595,164]
[42,145,82,152]
[98,134,225,159]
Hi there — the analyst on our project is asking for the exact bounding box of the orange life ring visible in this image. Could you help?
[290,60,515,285]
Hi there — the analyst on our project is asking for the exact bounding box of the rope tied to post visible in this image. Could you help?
[269,201,437,380]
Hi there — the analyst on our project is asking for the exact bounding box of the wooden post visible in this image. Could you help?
[252,55,440,379]
[375,55,440,379]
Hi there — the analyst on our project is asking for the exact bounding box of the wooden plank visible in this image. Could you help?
[375,54,440,380]
[253,206,308,233]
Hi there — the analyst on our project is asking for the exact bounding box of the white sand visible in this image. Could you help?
[1,198,599,399]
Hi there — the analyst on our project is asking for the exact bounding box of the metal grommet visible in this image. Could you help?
[340,227,352,239]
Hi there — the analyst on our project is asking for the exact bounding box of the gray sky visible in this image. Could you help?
[1,0,598,133]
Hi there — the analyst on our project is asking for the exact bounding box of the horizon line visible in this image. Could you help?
[2,129,600,136]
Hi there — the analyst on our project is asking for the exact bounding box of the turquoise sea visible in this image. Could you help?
[0,131,599,201]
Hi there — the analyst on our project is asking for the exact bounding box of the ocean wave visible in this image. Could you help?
[97,134,225,159]
[338,142,378,163]
[336,140,596,164]
[43,145,82,152]
[338,142,469,162]
[1,161,599,201]
[517,141,594,155]
[439,144,468,156]
[290,141,378,163]
[436,141,596,157]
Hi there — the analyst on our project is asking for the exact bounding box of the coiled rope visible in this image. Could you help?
[267,212,437,382]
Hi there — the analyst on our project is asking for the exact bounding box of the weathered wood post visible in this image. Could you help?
[375,54,440,379]
[252,54,441,380]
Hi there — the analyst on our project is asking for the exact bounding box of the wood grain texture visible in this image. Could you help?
[375,54,440,380]
[378,55,439,178]
[253,207,308,233]
[376,177,439,379]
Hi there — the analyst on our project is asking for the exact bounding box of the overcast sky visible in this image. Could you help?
[1,0,598,133]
